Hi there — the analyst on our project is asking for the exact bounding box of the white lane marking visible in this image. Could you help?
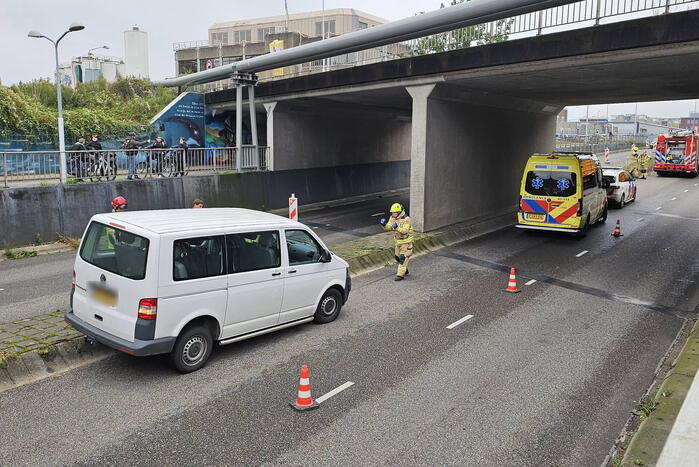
[656,206,663,210]
[0,288,4,291]
[446,314,474,330]
[525,279,537,286]
[316,381,354,404]
[638,218,645,222]
[312,226,319,229]
[684,190,689,193]
[371,212,385,217]
[671,197,677,201]
[576,250,589,258]
[695,183,698,186]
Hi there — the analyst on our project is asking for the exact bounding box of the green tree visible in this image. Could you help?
[413,0,512,56]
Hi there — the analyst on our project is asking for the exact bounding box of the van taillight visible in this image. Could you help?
[72,270,76,290]
[577,199,583,217]
[518,195,523,212]
[138,298,157,320]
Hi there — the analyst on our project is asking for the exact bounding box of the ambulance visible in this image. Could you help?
[516,152,609,236]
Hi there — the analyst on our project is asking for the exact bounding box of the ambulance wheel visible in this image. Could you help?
[577,216,590,238]
[619,195,625,209]
[599,205,608,223]
[169,325,213,374]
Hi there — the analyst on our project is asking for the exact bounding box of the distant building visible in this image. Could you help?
[680,112,699,130]
[58,55,125,88]
[124,26,150,79]
[173,9,387,78]
[57,25,150,88]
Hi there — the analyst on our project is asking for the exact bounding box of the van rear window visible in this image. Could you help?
[80,222,149,280]
[525,171,577,197]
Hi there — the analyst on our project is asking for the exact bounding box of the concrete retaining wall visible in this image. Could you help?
[0,160,410,247]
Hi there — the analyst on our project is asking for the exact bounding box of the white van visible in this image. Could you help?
[66,208,351,373]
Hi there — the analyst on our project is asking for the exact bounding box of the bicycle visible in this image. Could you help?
[162,149,189,177]
[88,151,117,182]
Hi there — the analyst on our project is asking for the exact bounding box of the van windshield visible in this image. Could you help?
[80,222,149,280]
[525,171,577,197]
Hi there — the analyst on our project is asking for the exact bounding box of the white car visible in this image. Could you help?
[602,167,637,208]
[66,208,351,373]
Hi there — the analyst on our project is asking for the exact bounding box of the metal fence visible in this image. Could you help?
[1,146,270,188]
[188,0,699,92]
[555,134,651,153]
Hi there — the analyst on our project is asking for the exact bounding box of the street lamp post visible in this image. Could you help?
[87,45,109,56]
[28,22,85,184]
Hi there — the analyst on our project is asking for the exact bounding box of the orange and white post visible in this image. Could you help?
[604,147,610,164]
[289,193,298,221]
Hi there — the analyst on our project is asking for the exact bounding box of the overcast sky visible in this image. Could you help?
[1,0,697,119]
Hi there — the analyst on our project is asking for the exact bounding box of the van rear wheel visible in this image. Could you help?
[314,289,343,324]
[169,325,213,374]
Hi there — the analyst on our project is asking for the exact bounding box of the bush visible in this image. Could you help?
[1,78,177,145]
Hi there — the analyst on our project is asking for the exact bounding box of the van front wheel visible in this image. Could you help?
[169,325,213,373]
[314,289,343,324]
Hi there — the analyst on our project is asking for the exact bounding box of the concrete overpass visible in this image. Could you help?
[205,9,699,232]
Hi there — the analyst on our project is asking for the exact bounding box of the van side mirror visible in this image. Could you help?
[320,250,332,263]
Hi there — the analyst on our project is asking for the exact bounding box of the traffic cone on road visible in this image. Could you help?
[612,219,623,237]
[290,365,319,411]
[505,267,520,293]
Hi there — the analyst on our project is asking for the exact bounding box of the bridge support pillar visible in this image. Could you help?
[407,83,559,232]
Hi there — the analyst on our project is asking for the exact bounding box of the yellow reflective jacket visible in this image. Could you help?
[384,211,414,245]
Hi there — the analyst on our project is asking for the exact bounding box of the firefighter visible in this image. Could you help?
[379,203,414,281]
[629,147,641,178]
[639,151,651,179]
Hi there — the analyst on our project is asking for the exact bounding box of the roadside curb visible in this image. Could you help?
[0,336,114,392]
[0,242,76,262]
[620,319,699,466]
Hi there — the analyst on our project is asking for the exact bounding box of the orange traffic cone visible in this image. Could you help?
[290,365,319,411]
[505,267,520,293]
[612,219,623,237]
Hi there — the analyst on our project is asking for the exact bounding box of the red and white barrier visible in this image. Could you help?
[289,193,298,221]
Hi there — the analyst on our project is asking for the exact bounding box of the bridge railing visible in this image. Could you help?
[555,134,651,154]
[1,147,270,188]
[191,0,699,92]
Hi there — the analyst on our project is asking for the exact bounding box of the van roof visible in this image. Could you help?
[94,208,298,234]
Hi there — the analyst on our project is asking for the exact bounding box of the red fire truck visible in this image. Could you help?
[654,130,699,177]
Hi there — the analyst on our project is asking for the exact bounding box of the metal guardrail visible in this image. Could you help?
[1,147,270,188]
[186,0,699,92]
[555,134,651,153]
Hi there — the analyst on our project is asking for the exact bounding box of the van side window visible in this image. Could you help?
[173,236,225,281]
[226,231,281,273]
[582,173,597,190]
[286,230,322,265]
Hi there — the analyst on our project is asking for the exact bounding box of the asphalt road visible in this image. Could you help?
[1,168,697,465]
[0,190,409,324]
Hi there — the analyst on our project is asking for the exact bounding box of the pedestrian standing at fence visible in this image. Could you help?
[122,132,148,180]
[192,199,204,208]
[147,136,167,177]
[175,137,188,176]
[69,137,87,181]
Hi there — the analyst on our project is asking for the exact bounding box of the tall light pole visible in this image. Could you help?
[87,45,109,56]
[28,22,85,184]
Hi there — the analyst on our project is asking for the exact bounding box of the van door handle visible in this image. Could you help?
[288,270,297,274]
[272,272,281,276]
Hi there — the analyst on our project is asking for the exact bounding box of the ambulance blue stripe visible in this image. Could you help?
[535,165,547,169]
[523,199,546,214]
[556,166,570,169]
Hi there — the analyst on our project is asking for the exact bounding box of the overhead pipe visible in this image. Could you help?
[155,0,581,87]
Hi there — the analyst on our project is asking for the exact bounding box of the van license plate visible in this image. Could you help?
[92,288,116,306]
[526,213,545,221]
